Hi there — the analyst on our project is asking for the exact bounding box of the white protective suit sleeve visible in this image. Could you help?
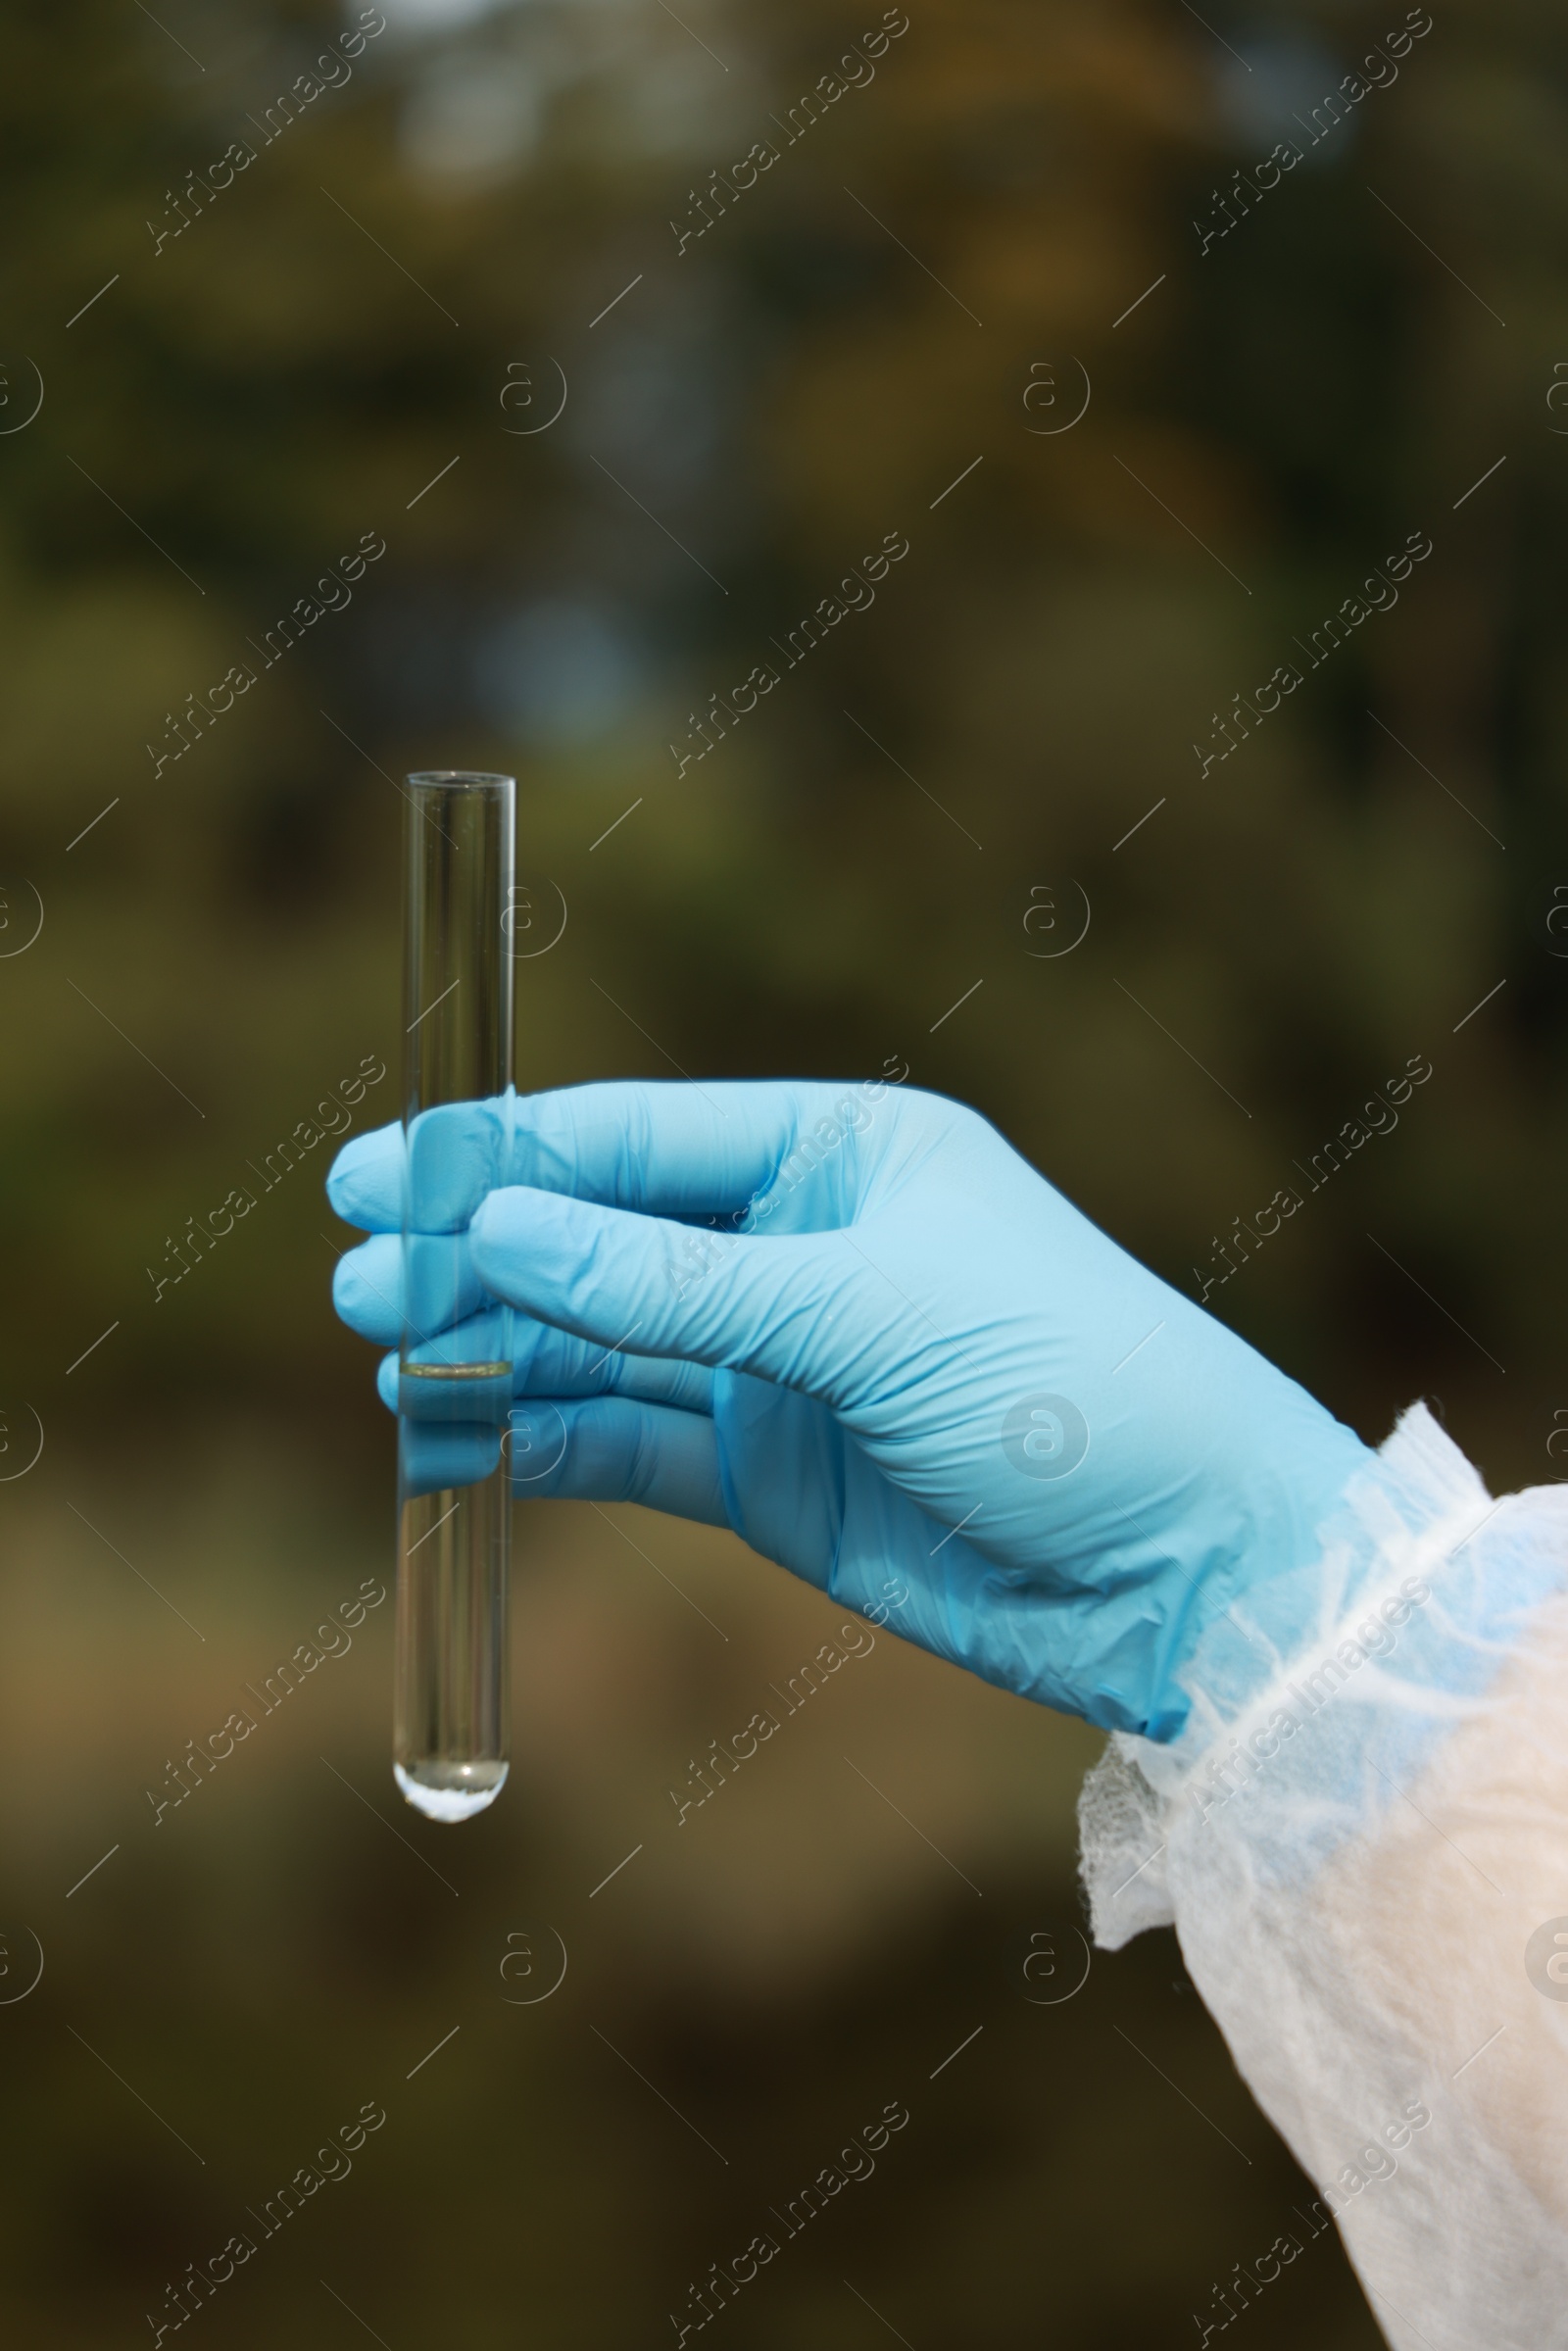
[1079,1401,1568,2351]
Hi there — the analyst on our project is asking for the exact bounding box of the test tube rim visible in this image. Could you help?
[406,769,516,791]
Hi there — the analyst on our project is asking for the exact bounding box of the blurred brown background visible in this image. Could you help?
[1,0,1562,2338]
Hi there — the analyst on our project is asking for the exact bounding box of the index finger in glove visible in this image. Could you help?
[326,1102,509,1237]
[325,1077,895,1234]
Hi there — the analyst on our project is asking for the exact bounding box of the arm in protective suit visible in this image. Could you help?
[329,1077,1568,2351]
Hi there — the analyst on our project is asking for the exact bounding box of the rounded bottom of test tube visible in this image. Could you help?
[394,1759,510,1822]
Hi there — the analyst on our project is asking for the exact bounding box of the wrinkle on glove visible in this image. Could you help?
[1081,1404,1568,2351]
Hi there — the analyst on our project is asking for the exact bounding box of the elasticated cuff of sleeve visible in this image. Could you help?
[1079,1402,1568,2351]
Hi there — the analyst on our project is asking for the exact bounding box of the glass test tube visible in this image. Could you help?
[394,771,515,1822]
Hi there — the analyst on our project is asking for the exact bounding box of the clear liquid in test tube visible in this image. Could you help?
[394,770,515,1822]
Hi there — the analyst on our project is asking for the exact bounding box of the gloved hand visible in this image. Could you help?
[326,1078,1373,1739]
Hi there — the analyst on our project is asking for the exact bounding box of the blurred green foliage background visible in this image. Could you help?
[1,0,1563,2337]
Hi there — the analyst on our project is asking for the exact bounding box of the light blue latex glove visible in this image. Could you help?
[326,1079,1373,1739]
